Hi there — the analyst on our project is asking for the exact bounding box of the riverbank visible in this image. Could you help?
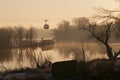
[0,67,51,80]
[0,58,120,80]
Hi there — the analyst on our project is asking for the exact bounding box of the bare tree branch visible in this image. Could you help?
[114,49,120,58]
[86,23,105,44]
[105,22,113,43]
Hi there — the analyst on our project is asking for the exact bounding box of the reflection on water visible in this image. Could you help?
[0,43,119,72]
[0,49,13,62]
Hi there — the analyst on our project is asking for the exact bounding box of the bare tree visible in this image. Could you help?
[94,7,120,21]
[80,0,120,60]
[82,22,120,60]
[90,1,120,35]
[72,17,89,29]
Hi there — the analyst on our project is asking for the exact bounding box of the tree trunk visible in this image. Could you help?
[104,43,114,59]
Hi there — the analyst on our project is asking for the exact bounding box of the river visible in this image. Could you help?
[0,42,119,72]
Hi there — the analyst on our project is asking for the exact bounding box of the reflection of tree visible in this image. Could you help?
[25,47,52,68]
[56,43,108,61]
[25,47,42,68]
[0,47,53,72]
[56,44,85,61]
[0,49,12,62]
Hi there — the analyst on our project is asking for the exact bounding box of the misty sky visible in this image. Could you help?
[0,0,118,29]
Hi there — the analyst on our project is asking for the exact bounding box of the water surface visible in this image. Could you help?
[0,42,119,72]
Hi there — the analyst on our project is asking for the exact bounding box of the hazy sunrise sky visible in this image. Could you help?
[0,0,118,29]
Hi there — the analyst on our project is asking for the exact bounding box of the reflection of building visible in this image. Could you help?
[39,38,54,46]
[41,44,54,51]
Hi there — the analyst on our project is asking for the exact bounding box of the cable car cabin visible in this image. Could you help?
[44,24,49,29]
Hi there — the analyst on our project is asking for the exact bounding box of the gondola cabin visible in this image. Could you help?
[43,20,49,29]
[44,24,49,29]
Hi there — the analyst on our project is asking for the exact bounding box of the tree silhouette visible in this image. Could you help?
[82,22,120,59]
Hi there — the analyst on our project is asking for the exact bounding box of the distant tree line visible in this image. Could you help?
[0,26,37,48]
[53,18,90,42]
[53,20,82,42]
[53,17,120,42]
